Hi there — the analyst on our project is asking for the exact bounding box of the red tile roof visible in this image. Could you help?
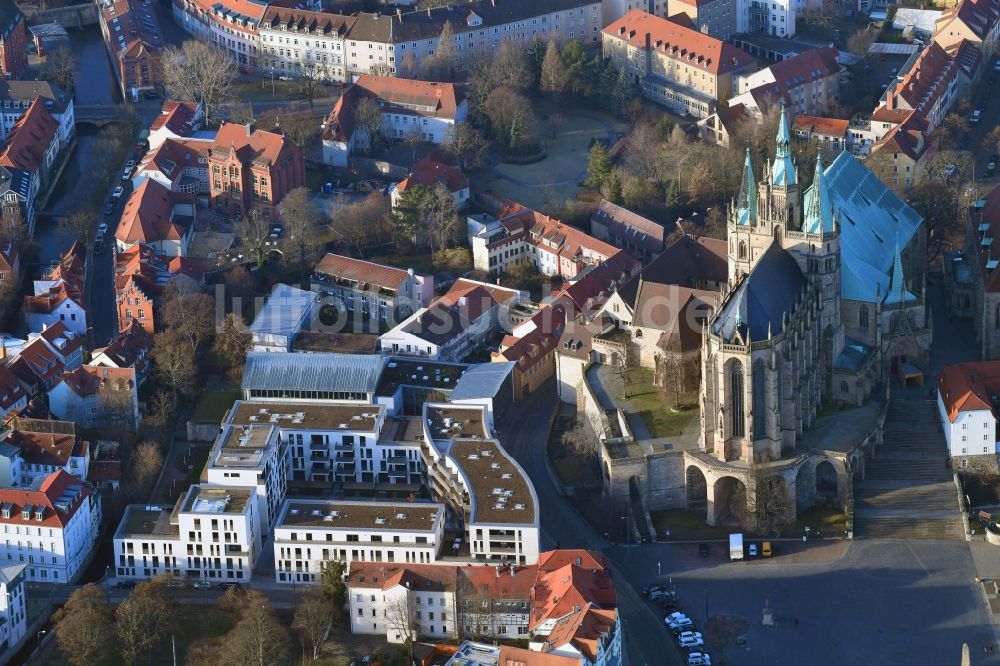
[91,320,153,370]
[935,0,1000,43]
[874,111,934,161]
[23,282,83,317]
[323,75,464,143]
[116,179,192,246]
[0,99,58,172]
[313,253,412,291]
[602,10,755,75]
[6,429,80,468]
[879,42,956,118]
[938,361,1000,422]
[347,562,458,592]
[0,365,25,411]
[212,122,298,166]
[0,470,89,529]
[531,551,616,630]
[461,562,538,599]
[137,137,210,180]
[100,0,164,60]
[11,336,65,385]
[497,646,581,666]
[396,157,469,195]
[792,114,849,137]
[149,100,201,136]
[37,322,84,360]
[55,366,135,398]
[260,6,354,35]
[745,46,839,105]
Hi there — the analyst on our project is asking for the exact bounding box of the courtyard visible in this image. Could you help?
[478,108,627,212]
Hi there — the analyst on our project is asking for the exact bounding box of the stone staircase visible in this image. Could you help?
[853,398,966,540]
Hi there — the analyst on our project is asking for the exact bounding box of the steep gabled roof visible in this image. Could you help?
[939,361,1000,422]
[0,470,89,529]
[0,100,58,172]
[116,179,192,245]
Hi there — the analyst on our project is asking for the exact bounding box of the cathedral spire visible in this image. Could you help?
[883,239,910,305]
[802,154,833,234]
[770,102,797,188]
[736,147,757,226]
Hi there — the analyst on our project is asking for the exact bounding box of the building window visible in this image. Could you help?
[859,305,869,330]
[729,360,744,438]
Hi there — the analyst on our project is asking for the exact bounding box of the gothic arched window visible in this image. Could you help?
[859,305,869,330]
[729,360,745,438]
[752,360,767,440]
[738,242,747,260]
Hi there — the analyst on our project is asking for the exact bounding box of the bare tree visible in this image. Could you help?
[739,461,792,535]
[222,591,291,666]
[420,22,458,82]
[419,183,459,255]
[43,46,77,92]
[280,187,324,278]
[213,312,253,383]
[161,41,237,124]
[151,329,197,405]
[96,377,137,431]
[292,589,335,661]
[234,210,273,269]
[298,62,327,108]
[456,575,494,640]
[59,209,95,245]
[846,27,876,61]
[540,40,568,97]
[128,441,164,499]
[53,585,114,666]
[116,578,173,666]
[353,97,385,153]
[444,123,489,171]
[162,289,216,353]
[385,596,419,660]
[330,192,390,257]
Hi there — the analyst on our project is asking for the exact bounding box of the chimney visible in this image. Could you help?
[396,8,401,18]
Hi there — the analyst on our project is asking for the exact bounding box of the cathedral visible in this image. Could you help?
[686,106,932,527]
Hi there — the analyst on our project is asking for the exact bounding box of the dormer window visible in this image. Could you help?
[34,507,44,521]
[21,505,30,520]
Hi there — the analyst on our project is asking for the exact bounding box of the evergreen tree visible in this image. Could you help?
[561,40,592,96]
[610,69,636,117]
[527,36,546,85]
[540,40,568,97]
[604,171,623,204]
[586,142,612,188]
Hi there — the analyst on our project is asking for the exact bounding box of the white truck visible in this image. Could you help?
[729,533,744,561]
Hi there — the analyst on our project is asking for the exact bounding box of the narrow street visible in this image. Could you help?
[500,382,684,666]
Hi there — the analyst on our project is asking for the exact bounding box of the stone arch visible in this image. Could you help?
[685,466,708,519]
[815,460,838,498]
[773,225,783,243]
[713,476,747,529]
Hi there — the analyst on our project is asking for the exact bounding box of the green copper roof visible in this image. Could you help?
[770,104,796,188]
[802,154,833,234]
[736,147,757,227]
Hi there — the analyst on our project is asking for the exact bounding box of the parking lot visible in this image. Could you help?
[620,540,1000,665]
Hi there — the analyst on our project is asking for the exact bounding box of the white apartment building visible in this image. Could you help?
[348,561,458,643]
[422,403,540,565]
[938,361,1000,471]
[258,8,353,81]
[172,0,262,68]
[0,471,101,583]
[204,423,288,537]
[7,426,90,486]
[737,0,796,37]
[273,499,445,584]
[0,564,27,653]
[0,81,75,148]
[114,485,260,582]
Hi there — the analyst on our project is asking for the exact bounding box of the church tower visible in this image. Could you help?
[762,103,802,234]
[728,148,758,283]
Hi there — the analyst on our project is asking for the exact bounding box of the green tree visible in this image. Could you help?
[604,171,623,204]
[540,40,568,97]
[392,184,429,247]
[561,40,595,97]
[527,36,547,83]
[610,69,637,117]
[321,560,347,618]
[585,142,612,188]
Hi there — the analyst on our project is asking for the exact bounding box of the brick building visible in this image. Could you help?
[0,0,27,80]
[99,0,165,100]
[208,122,305,222]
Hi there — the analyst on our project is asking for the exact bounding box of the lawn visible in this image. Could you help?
[368,250,437,276]
[619,367,697,438]
[546,410,601,487]
[788,504,848,537]
[650,509,733,542]
[191,389,241,424]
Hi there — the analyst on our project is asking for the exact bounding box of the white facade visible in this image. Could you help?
[737,0,795,37]
[25,295,86,338]
[273,500,445,584]
[47,369,140,430]
[937,393,997,461]
[113,485,260,582]
[172,0,259,67]
[349,576,458,643]
[204,424,288,537]
[0,475,101,583]
[0,564,27,653]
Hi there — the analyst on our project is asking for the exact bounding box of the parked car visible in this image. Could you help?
[699,543,709,558]
[239,65,253,75]
[988,155,999,175]
[103,202,114,216]
[165,578,187,588]
[665,612,687,624]
[762,541,773,557]
[971,110,983,124]
[97,222,108,236]
[657,598,681,611]
[193,580,213,589]
[994,58,1000,72]
[748,543,758,557]
[642,584,669,597]
[679,636,705,649]
[94,239,103,255]
[668,617,694,631]
[112,186,124,199]
[688,652,712,666]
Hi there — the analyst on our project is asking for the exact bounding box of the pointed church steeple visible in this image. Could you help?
[770,102,796,188]
[883,239,914,305]
[736,147,757,226]
[802,154,833,234]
